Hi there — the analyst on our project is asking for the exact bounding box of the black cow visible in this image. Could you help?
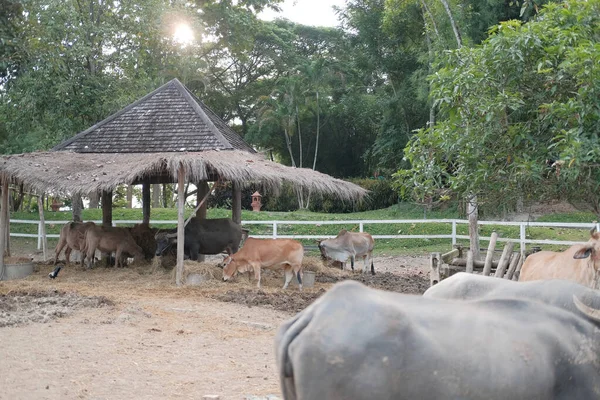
[155,217,246,260]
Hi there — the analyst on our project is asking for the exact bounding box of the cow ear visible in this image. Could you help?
[593,231,600,240]
[574,247,593,259]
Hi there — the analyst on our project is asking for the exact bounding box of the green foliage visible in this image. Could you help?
[398,0,600,215]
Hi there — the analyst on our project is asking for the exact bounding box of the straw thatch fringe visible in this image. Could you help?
[0,150,367,201]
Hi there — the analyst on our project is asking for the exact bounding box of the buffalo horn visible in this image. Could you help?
[166,232,178,239]
[573,295,600,323]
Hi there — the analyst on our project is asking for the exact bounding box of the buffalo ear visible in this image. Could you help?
[574,247,593,259]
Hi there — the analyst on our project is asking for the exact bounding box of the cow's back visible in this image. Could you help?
[278,281,600,400]
[519,247,593,285]
[238,238,303,266]
[187,218,242,254]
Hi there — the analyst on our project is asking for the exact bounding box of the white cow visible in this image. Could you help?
[318,229,374,274]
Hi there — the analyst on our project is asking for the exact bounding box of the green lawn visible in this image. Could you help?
[9,203,599,257]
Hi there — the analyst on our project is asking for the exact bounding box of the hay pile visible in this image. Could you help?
[302,256,349,278]
[171,261,223,285]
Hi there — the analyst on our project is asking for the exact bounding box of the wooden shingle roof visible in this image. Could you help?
[52,79,255,154]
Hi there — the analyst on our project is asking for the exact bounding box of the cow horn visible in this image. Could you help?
[591,226,597,235]
[573,295,600,323]
[166,232,178,239]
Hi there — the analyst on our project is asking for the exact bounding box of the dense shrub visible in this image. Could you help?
[309,178,399,213]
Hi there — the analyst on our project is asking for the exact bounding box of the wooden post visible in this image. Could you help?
[482,231,498,276]
[494,241,515,278]
[126,185,133,208]
[467,195,480,260]
[142,182,151,224]
[72,193,83,222]
[429,252,441,286]
[2,182,9,257]
[101,190,113,228]
[195,181,210,262]
[176,165,185,287]
[38,195,48,262]
[0,180,8,279]
[504,252,521,280]
[232,181,241,225]
[512,255,525,281]
[466,250,474,274]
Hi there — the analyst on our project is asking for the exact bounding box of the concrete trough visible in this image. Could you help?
[1,259,34,281]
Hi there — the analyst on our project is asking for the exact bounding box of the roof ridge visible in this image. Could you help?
[52,79,177,151]
[172,80,233,150]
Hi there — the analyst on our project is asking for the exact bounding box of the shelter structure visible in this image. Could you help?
[0,79,366,284]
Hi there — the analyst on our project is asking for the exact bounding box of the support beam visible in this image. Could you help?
[232,181,241,225]
[101,190,113,228]
[0,180,8,279]
[38,195,48,261]
[176,165,186,287]
[142,182,151,224]
[196,181,210,262]
[72,193,82,222]
[2,181,9,257]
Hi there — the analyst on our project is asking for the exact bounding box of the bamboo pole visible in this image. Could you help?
[482,231,498,276]
[176,165,186,287]
[38,195,48,261]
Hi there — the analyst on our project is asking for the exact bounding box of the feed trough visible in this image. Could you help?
[1,257,34,281]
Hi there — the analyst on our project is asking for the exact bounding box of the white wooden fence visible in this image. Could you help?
[9,218,600,253]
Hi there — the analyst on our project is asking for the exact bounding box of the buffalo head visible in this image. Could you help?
[155,231,178,256]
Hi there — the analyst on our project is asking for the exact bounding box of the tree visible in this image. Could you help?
[396,0,600,217]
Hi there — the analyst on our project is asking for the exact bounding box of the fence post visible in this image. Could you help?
[273,222,278,239]
[596,222,600,233]
[451,221,457,246]
[37,221,42,250]
[520,223,526,257]
[359,222,364,233]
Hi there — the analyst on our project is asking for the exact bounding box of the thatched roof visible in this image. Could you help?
[52,79,255,153]
[0,79,366,201]
[0,150,367,200]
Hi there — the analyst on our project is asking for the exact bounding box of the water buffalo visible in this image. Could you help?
[276,280,600,400]
[154,217,246,261]
[83,225,144,268]
[54,221,96,266]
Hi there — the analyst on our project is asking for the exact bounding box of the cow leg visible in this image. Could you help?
[283,268,293,290]
[254,266,262,289]
[54,239,67,265]
[189,244,200,261]
[65,247,72,266]
[350,255,355,272]
[115,249,123,268]
[296,267,303,291]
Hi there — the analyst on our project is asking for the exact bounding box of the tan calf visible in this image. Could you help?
[222,238,304,289]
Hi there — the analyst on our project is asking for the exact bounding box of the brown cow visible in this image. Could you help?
[54,221,96,266]
[222,238,304,289]
[318,229,375,274]
[83,225,144,269]
[519,227,600,289]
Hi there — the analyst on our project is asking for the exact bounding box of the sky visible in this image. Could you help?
[259,0,347,27]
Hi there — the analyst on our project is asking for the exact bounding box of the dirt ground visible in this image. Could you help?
[0,255,429,400]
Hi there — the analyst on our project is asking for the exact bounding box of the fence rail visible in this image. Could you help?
[9,218,600,252]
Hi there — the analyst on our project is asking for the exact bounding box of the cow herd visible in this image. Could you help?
[53,218,376,289]
[275,227,600,399]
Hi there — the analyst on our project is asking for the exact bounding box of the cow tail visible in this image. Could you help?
[371,259,375,275]
[276,309,314,400]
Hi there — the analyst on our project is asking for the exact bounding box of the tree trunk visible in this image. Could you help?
[126,185,133,208]
[284,128,297,167]
[142,183,151,225]
[12,183,24,212]
[420,0,439,37]
[467,194,480,260]
[152,184,161,208]
[162,184,168,207]
[296,105,303,168]
[439,0,462,48]
[89,191,100,209]
[72,193,83,222]
[312,91,320,170]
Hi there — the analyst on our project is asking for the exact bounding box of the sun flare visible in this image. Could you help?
[173,23,194,46]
